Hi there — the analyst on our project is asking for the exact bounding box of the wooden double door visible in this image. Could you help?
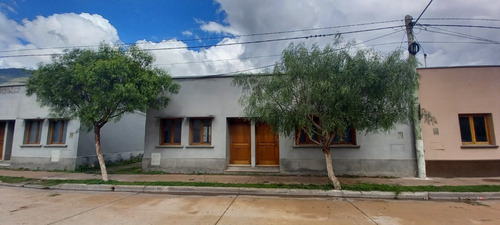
[229,119,279,165]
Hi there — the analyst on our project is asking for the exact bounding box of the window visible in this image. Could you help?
[459,114,492,145]
[161,118,182,145]
[190,118,212,145]
[49,120,68,144]
[296,127,356,145]
[25,120,43,144]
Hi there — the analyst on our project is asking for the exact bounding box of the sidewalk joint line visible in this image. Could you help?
[214,194,238,225]
[45,192,139,225]
[345,198,379,225]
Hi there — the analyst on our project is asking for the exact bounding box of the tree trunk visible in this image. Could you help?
[323,145,341,190]
[94,126,108,181]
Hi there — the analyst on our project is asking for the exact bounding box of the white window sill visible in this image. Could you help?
[186,145,214,149]
[156,145,184,148]
[293,145,360,149]
[44,144,68,148]
[20,144,42,148]
[461,145,498,149]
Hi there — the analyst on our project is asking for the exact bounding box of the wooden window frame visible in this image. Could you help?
[160,118,182,145]
[190,118,212,145]
[49,120,67,144]
[459,114,492,145]
[25,120,43,144]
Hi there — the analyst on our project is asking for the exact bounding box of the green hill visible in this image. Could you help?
[0,68,33,85]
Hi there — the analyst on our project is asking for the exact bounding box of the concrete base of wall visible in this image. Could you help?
[281,158,417,177]
[426,160,500,177]
[142,158,226,174]
[76,151,143,167]
[10,157,76,171]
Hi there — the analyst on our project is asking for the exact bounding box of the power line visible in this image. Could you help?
[419,24,500,30]
[414,0,434,24]
[0,25,404,59]
[156,30,402,66]
[421,26,500,45]
[0,19,402,54]
[420,17,500,22]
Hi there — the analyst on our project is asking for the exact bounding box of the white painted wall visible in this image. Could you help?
[143,76,417,176]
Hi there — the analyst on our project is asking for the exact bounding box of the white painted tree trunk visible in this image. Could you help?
[94,126,108,181]
[323,148,341,190]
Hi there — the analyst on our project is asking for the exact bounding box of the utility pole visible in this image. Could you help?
[405,15,427,178]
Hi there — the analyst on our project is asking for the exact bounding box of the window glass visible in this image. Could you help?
[473,116,488,142]
[161,119,182,145]
[202,119,211,143]
[26,120,42,144]
[192,119,201,143]
[173,120,182,143]
[51,121,62,143]
[459,117,472,142]
[163,120,172,143]
[50,120,67,144]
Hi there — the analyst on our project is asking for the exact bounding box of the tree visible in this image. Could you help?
[234,41,418,190]
[26,44,180,181]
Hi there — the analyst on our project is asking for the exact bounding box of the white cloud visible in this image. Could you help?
[136,38,254,77]
[211,0,500,67]
[0,12,119,68]
[182,30,193,36]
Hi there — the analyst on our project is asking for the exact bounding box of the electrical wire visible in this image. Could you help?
[0,25,404,59]
[414,0,434,24]
[419,17,500,22]
[0,19,402,54]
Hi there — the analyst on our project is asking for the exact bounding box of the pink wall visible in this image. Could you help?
[418,66,500,160]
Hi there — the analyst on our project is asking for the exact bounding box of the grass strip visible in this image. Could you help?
[2,176,500,193]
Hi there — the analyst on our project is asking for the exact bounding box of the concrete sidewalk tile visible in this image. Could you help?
[396,192,429,200]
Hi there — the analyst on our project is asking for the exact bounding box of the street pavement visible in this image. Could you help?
[1,185,500,225]
[1,169,500,200]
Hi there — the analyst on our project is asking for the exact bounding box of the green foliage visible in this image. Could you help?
[26,43,180,130]
[234,41,418,146]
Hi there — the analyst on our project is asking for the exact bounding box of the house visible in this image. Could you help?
[143,75,418,176]
[0,78,145,170]
[418,66,500,177]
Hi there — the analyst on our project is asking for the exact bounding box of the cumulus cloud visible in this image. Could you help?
[210,0,500,68]
[1,0,499,74]
[0,12,119,68]
[136,38,254,76]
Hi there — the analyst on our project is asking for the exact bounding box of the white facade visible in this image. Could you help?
[0,84,145,170]
[143,76,418,177]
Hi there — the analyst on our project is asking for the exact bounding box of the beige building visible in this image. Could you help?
[418,66,500,177]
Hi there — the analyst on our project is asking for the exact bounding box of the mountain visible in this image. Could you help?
[0,68,33,85]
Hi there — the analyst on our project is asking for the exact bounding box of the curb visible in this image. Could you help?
[3,182,500,200]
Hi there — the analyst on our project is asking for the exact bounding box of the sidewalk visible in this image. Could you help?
[1,169,500,186]
[1,169,500,200]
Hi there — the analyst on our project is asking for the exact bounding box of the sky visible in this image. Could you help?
[0,0,499,77]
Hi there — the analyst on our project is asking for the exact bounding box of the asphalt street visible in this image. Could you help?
[1,186,500,225]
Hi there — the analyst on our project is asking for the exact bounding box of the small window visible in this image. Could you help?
[459,114,492,145]
[161,118,182,145]
[296,127,356,145]
[190,118,212,145]
[49,120,68,144]
[25,120,43,144]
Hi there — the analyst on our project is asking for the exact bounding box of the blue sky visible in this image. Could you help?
[0,0,499,76]
[2,0,226,44]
